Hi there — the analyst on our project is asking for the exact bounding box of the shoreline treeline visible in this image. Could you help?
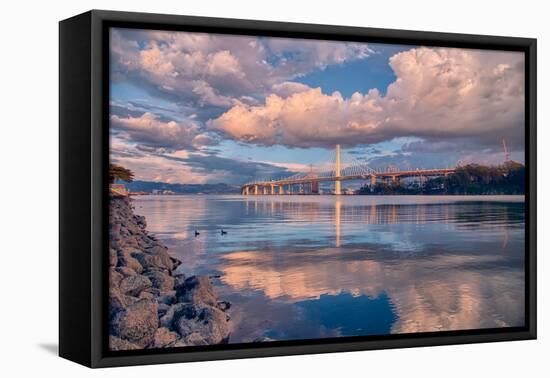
[358,162,525,195]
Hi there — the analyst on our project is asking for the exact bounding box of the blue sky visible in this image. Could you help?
[109,29,525,185]
[296,44,408,97]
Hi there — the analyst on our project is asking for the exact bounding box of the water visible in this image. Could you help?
[133,195,525,342]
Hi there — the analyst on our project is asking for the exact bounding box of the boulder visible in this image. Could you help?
[157,292,177,306]
[158,303,171,317]
[183,332,208,346]
[116,266,137,277]
[145,245,176,271]
[110,248,118,267]
[110,268,123,288]
[172,303,231,345]
[217,301,232,311]
[109,287,138,319]
[176,276,218,307]
[144,270,175,292]
[122,237,139,249]
[144,287,161,296]
[126,221,141,236]
[149,327,180,348]
[110,223,122,249]
[139,291,155,300]
[132,252,165,272]
[159,302,186,329]
[109,287,125,319]
[174,274,186,288]
[119,275,152,297]
[135,214,146,229]
[138,234,155,248]
[171,257,182,270]
[111,299,159,348]
[147,245,169,255]
[109,336,140,351]
[117,248,144,273]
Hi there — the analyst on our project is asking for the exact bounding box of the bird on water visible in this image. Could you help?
[194,230,200,237]
[221,229,227,235]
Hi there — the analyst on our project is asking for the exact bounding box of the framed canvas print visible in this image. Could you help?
[59,10,536,368]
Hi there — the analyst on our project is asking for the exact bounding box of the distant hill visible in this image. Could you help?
[122,180,241,194]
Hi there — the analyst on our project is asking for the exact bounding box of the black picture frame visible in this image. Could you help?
[59,9,537,368]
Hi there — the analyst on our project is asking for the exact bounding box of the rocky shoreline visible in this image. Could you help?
[109,195,232,350]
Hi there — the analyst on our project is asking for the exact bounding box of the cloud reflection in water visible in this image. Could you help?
[135,195,525,342]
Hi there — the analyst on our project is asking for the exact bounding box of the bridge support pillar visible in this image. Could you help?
[254,185,258,195]
[370,175,377,189]
[270,184,275,195]
[279,185,284,195]
[312,181,319,194]
[335,144,341,195]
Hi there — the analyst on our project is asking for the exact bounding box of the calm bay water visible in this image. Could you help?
[134,194,525,343]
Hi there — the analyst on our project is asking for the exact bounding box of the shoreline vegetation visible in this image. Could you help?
[109,194,232,350]
[359,162,525,196]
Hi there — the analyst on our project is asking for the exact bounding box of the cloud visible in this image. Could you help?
[115,156,200,184]
[362,137,523,170]
[110,141,210,184]
[168,153,293,184]
[110,134,296,185]
[263,38,373,77]
[270,81,312,98]
[209,47,525,149]
[110,29,373,113]
[110,112,217,150]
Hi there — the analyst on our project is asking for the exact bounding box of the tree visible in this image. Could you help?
[356,162,525,195]
[109,163,134,184]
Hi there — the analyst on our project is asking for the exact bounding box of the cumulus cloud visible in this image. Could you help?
[270,81,312,98]
[110,112,217,150]
[263,38,373,77]
[209,47,525,149]
[111,29,373,112]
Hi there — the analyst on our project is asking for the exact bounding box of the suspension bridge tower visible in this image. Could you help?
[335,144,341,195]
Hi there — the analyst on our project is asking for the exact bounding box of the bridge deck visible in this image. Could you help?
[243,168,455,189]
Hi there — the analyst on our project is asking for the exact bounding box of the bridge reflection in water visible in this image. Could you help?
[242,144,455,195]
[241,196,518,249]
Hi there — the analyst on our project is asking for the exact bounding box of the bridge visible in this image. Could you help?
[241,144,455,195]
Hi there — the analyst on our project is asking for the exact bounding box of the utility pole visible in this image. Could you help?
[502,138,511,162]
